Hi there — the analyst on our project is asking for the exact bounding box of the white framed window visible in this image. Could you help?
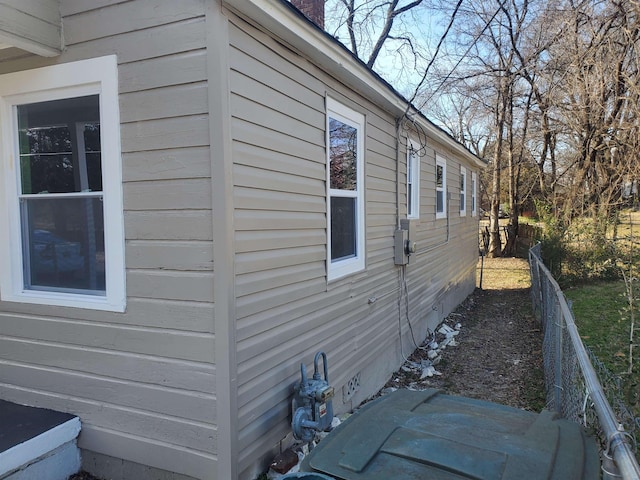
[326,97,365,281]
[460,166,467,217]
[471,171,478,217]
[407,138,420,219]
[0,56,126,312]
[435,154,447,219]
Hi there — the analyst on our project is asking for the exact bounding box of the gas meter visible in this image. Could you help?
[292,351,335,443]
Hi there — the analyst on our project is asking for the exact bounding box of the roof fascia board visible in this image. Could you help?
[223,0,484,168]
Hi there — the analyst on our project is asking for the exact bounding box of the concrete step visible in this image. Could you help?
[0,400,81,480]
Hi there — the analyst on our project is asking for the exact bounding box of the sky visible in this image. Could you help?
[323,0,451,99]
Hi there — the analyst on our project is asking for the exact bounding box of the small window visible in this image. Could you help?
[471,172,478,217]
[326,97,365,280]
[0,56,125,311]
[436,155,447,219]
[407,138,420,219]
[460,166,467,216]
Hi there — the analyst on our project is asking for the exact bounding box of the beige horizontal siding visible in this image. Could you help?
[233,139,324,177]
[125,210,213,241]
[236,246,325,275]
[0,337,214,392]
[123,146,211,182]
[79,425,215,480]
[119,82,208,123]
[234,165,324,198]
[0,362,215,422]
[0,297,213,333]
[232,116,323,162]
[60,0,127,17]
[124,178,212,210]
[62,0,205,45]
[127,270,214,303]
[235,229,325,254]
[0,313,213,362]
[233,187,325,214]
[228,22,325,104]
[66,16,206,64]
[236,278,327,321]
[119,50,207,94]
[0,1,61,55]
[121,114,209,152]
[229,15,479,480]
[127,240,213,271]
[234,208,325,231]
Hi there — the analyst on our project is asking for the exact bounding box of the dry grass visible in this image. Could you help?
[477,256,531,290]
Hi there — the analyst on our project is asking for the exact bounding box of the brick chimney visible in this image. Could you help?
[291,0,325,29]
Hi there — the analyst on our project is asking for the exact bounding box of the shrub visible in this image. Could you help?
[535,201,621,286]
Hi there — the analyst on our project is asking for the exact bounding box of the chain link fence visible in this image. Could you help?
[529,243,640,479]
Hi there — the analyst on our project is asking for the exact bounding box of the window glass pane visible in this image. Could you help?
[22,197,105,294]
[331,196,356,261]
[329,117,357,191]
[86,152,103,191]
[472,178,477,212]
[408,150,414,178]
[83,123,101,152]
[20,153,75,194]
[436,164,444,188]
[437,191,444,213]
[18,96,101,194]
[19,125,71,154]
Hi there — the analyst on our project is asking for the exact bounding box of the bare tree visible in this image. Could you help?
[325,0,640,253]
[548,0,640,227]
[325,0,434,82]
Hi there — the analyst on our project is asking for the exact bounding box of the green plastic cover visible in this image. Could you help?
[301,389,599,480]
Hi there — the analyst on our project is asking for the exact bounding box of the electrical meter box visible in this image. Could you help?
[300,389,599,480]
[394,219,416,265]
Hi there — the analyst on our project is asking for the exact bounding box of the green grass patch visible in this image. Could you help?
[564,280,639,418]
[565,281,629,373]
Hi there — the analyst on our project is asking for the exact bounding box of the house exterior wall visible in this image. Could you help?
[0,1,216,479]
[0,0,61,56]
[225,8,480,479]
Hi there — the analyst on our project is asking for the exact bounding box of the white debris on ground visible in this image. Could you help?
[263,320,462,479]
[381,320,462,392]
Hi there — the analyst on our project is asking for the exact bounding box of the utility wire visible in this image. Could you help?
[405,0,465,109]
[417,1,508,109]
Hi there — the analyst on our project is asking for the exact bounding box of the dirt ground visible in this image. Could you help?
[379,256,547,411]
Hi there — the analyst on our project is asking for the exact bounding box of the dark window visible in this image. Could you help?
[330,196,356,261]
[17,96,105,294]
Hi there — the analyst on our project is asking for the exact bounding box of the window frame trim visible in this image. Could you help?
[460,166,467,217]
[325,96,366,281]
[406,137,420,220]
[435,154,447,220]
[0,56,126,312]
[471,171,478,217]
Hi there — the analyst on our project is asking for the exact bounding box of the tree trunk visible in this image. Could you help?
[488,77,509,258]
